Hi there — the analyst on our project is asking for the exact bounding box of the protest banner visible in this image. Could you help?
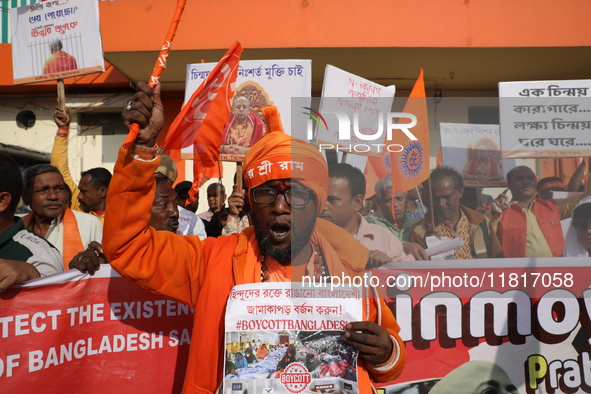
[499,80,591,158]
[223,282,362,394]
[373,257,591,394]
[315,65,396,158]
[181,59,312,162]
[440,122,519,187]
[0,267,193,393]
[10,0,104,84]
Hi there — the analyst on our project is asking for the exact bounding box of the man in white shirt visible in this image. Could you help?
[22,164,102,266]
[0,153,62,292]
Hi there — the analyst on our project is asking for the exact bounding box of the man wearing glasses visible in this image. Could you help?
[104,82,406,394]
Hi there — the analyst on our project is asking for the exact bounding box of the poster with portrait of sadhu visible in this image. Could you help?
[181,60,312,162]
[440,122,520,187]
[10,0,105,84]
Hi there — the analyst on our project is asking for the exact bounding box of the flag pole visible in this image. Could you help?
[57,79,65,109]
[427,177,437,237]
[341,152,348,163]
[236,162,243,191]
[123,0,187,148]
[414,185,427,218]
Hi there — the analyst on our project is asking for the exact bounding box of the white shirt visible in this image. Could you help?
[177,206,207,240]
[46,209,103,254]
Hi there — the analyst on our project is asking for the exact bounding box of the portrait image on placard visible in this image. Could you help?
[440,122,518,187]
[219,82,271,162]
[181,59,312,161]
[462,137,504,182]
[10,0,105,84]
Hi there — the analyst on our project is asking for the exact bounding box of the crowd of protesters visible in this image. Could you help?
[2,101,591,292]
[2,88,591,392]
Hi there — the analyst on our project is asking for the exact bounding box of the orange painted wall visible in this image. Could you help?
[99,0,591,52]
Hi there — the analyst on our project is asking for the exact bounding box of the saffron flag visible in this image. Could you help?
[162,41,243,167]
[364,69,430,197]
[185,150,222,205]
[389,69,430,193]
[122,0,187,148]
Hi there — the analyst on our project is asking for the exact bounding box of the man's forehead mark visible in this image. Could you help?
[276,181,288,190]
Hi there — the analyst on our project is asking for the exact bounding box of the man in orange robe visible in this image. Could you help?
[103,82,406,394]
[42,40,78,74]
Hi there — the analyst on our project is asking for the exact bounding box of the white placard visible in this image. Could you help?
[224,282,362,393]
[440,122,519,187]
[498,79,591,158]
[182,60,311,161]
[316,65,396,157]
[10,0,104,84]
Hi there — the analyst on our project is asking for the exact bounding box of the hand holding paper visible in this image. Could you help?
[426,237,464,257]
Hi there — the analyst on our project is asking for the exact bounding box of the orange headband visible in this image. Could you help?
[538,181,564,193]
[243,108,328,214]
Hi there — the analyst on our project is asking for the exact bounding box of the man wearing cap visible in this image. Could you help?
[103,82,406,393]
[537,176,565,200]
[174,180,199,213]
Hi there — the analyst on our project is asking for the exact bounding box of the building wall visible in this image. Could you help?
[99,0,591,51]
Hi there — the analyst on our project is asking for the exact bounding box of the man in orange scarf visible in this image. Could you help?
[104,82,406,394]
[22,165,102,268]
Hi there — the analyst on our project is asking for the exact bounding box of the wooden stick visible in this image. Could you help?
[415,185,426,218]
[341,152,348,163]
[57,79,65,109]
[427,177,437,237]
[236,162,243,191]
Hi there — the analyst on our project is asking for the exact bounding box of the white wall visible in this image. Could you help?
[0,93,132,183]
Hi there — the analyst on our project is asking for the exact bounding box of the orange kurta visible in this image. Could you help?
[104,145,406,394]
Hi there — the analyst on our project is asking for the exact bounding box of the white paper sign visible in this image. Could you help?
[316,65,396,157]
[182,60,312,161]
[224,282,362,394]
[440,122,519,187]
[498,80,591,158]
[10,0,104,84]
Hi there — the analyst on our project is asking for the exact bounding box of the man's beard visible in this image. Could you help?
[254,216,316,265]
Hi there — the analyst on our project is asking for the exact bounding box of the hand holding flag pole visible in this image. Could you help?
[123,0,187,148]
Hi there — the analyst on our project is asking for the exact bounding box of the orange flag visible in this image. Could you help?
[389,69,430,192]
[364,69,430,199]
[162,41,243,167]
[123,0,188,148]
[185,156,222,205]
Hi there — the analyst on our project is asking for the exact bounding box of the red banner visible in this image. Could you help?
[0,268,192,393]
[374,258,591,394]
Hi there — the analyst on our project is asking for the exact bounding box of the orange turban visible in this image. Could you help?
[243,107,328,215]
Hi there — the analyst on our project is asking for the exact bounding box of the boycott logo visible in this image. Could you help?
[280,362,311,394]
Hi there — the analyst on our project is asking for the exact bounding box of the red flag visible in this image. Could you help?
[162,41,243,167]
